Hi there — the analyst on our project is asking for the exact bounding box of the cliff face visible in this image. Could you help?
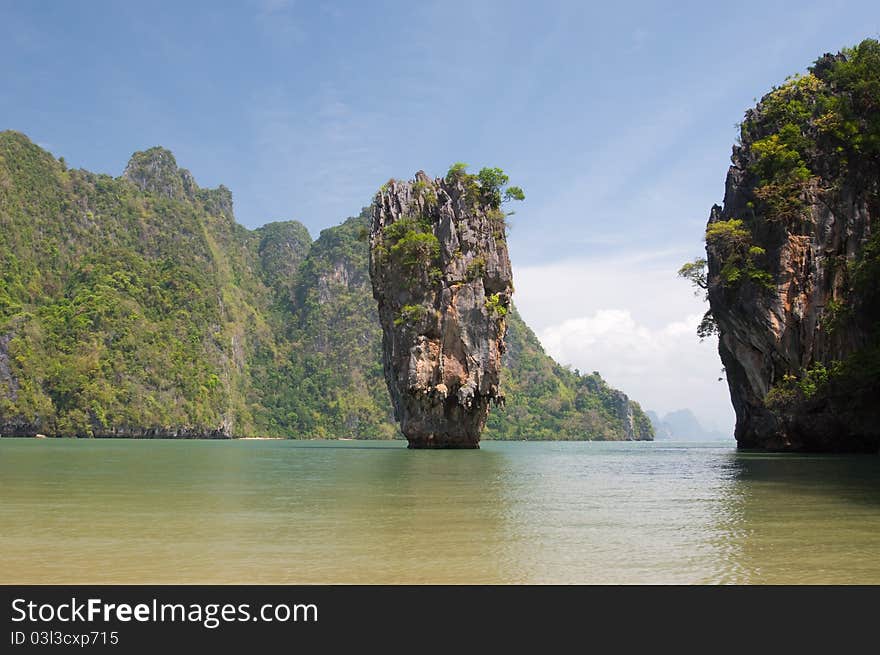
[706,41,880,452]
[369,171,513,448]
[0,132,652,440]
[0,135,274,438]
[611,388,653,441]
[488,305,653,441]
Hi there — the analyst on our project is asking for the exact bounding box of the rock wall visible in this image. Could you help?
[611,388,654,441]
[0,133,655,441]
[705,44,880,451]
[369,171,513,448]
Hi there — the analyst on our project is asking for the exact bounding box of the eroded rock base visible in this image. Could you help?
[406,435,480,449]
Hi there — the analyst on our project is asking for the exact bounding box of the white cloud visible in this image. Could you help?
[243,82,390,229]
[513,251,735,432]
[537,309,731,429]
[513,249,704,331]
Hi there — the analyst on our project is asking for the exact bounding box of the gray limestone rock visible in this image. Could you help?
[369,171,513,448]
[705,50,879,451]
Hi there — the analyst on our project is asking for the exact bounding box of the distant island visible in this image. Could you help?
[646,409,731,442]
[0,133,651,441]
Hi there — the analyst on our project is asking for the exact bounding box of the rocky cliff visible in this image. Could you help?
[488,305,653,441]
[0,132,652,440]
[368,170,513,448]
[705,40,880,452]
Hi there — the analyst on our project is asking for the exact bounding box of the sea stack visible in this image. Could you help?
[369,168,515,448]
[704,41,880,452]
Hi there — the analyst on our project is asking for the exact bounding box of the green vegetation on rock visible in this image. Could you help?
[689,39,880,450]
[739,39,880,225]
[676,257,718,340]
[679,217,774,340]
[0,132,651,440]
[374,216,442,287]
[751,40,880,417]
[488,306,653,441]
[484,292,508,318]
[0,132,268,437]
[445,162,524,214]
[705,219,773,290]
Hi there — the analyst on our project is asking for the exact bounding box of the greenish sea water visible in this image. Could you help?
[1,439,879,584]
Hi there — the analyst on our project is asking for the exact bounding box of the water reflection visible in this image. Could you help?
[715,451,880,583]
[0,440,515,583]
[493,442,748,583]
[2,439,879,583]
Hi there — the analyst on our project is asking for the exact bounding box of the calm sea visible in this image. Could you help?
[2,439,879,584]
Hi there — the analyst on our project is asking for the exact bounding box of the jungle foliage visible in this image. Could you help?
[0,133,650,440]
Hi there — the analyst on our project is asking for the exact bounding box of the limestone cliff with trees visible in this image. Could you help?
[0,132,652,441]
[681,39,880,451]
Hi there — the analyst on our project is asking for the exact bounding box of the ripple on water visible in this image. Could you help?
[1,439,879,583]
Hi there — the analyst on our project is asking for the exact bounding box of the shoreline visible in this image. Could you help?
[0,434,696,444]
[237,436,285,440]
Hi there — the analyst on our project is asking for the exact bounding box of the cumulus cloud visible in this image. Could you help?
[537,309,731,430]
[513,251,735,432]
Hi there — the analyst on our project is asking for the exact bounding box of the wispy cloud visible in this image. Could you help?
[629,27,649,52]
[242,81,391,227]
[256,0,297,15]
[254,0,305,45]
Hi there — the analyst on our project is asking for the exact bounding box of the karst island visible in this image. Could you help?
[369,165,522,448]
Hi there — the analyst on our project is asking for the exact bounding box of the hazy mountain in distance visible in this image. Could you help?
[646,409,732,441]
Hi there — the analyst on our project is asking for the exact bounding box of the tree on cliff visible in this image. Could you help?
[446,163,525,211]
[677,257,718,340]
[690,38,880,451]
[678,258,707,292]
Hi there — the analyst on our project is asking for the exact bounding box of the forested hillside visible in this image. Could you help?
[0,132,651,440]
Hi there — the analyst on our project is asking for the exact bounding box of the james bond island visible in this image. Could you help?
[0,136,651,442]
[8,4,880,591]
[369,166,519,448]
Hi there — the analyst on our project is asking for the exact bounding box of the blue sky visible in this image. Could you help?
[2,0,878,429]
